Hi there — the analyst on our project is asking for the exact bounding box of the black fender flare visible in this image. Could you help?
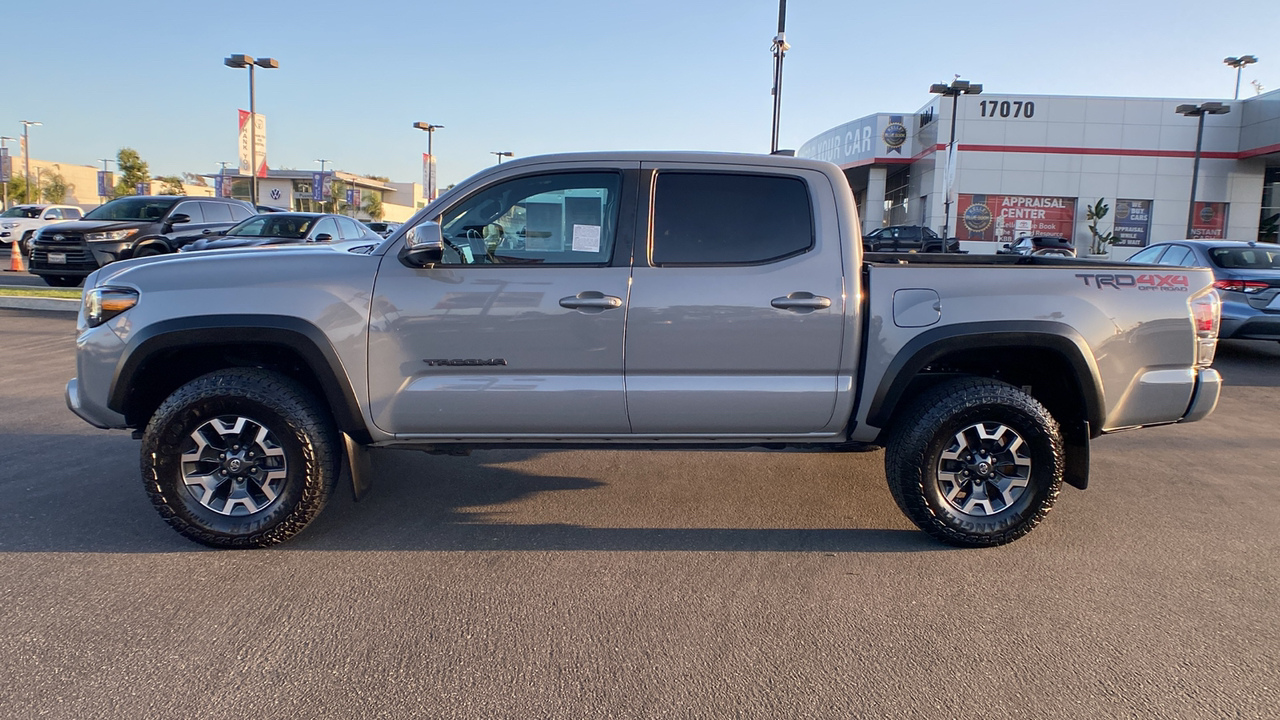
[108,314,372,444]
[127,236,175,258]
[866,320,1106,436]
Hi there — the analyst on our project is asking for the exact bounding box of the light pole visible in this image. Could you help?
[929,80,982,241]
[97,158,114,203]
[1223,55,1258,100]
[1176,102,1231,238]
[769,0,790,153]
[491,151,513,164]
[0,136,14,209]
[224,54,278,206]
[412,122,443,201]
[21,120,41,204]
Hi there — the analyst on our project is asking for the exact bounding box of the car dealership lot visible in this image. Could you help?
[0,308,1276,719]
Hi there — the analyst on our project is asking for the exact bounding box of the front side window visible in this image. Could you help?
[227,215,314,239]
[651,172,813,266]
[43,209,62,220]
[312,218,340,240]
[438,172,621,265]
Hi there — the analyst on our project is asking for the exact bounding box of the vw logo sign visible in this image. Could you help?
[269,188,282,200]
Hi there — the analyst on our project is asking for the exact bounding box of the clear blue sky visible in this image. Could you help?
[4,0,1275,189]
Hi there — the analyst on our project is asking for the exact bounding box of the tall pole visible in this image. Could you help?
[1186,111,1207,238]
[0,136,12,210]
[942,92,960,242]
[1234,66,1243,101]
[21,121,40,204]
[249,63,257,206]
[769,0,789,153]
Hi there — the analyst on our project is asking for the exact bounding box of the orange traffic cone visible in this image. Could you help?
[5,238,26,273]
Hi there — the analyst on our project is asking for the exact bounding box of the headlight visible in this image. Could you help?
[84,287,139,328]
[0,222,17,229]
[85,228,139,242]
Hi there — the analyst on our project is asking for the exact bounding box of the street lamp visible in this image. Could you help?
[412,122,444,201]
[1223,55,1258,100]
[224,54,279,205]
[769,0,790,154]
[1176,102,1231,239]
[21,120,41,204]
[0,136,14,209]
[929,80,982,242]
[491,151,513,164]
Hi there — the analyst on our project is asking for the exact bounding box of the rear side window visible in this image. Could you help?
[200,202,233,222]
[337,217,365,239]
[63,208,81,219]
[651,172,813,266]
[1127,246,1165,264]
[1157,246,1192,266]
[229,204,255,221]
[171,201,205,224]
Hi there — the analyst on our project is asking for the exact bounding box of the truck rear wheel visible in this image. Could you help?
[885,378,1063,547]
[140,368,340,548]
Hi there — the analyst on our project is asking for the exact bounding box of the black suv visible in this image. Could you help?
[998,235,1077,257]
[863,225,960,253]
[28,196,256,286]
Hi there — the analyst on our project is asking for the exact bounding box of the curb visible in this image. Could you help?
[0,296,79,313]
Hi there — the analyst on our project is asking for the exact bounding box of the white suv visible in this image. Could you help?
[1,204,84,255]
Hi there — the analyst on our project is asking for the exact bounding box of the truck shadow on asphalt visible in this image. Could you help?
[0,438,945,554]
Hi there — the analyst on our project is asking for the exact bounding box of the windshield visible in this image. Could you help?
[1,207,41,219]
[225,215,316,239]
[1209,246,1280,270]
[83,197,179,221]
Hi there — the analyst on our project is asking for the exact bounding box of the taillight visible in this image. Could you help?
[1213,279,1270,294]
[1189,290,1220,368]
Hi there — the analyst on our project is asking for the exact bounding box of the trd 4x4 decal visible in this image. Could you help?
[1075,273,1189,291]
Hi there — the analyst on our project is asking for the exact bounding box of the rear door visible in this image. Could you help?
[624,164,846,434]
[368,164,640,436]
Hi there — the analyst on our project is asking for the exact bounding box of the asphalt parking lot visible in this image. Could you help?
[0,307,1276,719]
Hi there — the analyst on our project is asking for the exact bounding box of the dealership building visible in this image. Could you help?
[798,88,1280,257]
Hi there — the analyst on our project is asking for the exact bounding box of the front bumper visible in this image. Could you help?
[1178,368,1222,424]
[29,239,132,277]
[66,378,126,429]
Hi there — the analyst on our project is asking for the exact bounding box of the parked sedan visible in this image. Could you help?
[180,212,381,252]
[363,221,401,238]
[1127,240,1280,341]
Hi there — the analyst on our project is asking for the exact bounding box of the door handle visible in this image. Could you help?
[560,291,623,311]
[771,292,832,311]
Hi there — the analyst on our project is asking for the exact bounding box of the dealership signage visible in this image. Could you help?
[97,170,114,197]
[237,110,267,178]
[957,194,1077,242]
[1189,202,1229,239]
[1113,199,1152,247]
[423,153,437,202]
[311,172,333,202]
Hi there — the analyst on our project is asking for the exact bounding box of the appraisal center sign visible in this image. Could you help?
[957,194,1077,243]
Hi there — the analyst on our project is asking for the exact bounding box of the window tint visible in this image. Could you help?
[200,202,233,223]
[229,204,254,221]
[171,201,205,224]
[438,172,621,265]
[651,172,813,266]
[312,218,339,240]
[63,207,81,219]
[1157,246,1192,266]
[337,217,365,240]
[1127,246,1165,264]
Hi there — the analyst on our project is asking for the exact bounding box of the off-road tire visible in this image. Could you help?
[885,377,1064,547]
[140,368,339,548]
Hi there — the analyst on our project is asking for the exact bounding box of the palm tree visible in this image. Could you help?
[361,192,384,221]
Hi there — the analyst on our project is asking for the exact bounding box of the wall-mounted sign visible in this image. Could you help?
[956,194,1077,242]
[883,116,907,154]
[1189,202,1229,239]
[1113,199,1152,247]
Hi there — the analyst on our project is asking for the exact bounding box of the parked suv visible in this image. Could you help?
[863,225,960,253]
[998,235,1077,257]
[28,195,255,286]
[0,204,83,255]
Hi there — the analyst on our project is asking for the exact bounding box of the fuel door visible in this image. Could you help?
[893,288,941,328]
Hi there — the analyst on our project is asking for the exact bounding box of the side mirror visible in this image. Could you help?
[398,221,444,268]
[314,233,333,243]
[1001,243,1011,250]
[169,213,191,225]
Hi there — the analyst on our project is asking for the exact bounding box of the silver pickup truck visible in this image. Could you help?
[65,152,1223,549]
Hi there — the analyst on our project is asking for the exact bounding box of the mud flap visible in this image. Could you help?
[1063,420,1090,490]
[343,432,373,501]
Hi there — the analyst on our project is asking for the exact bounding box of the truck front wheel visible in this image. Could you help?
[140,368,340,548]
[885,378,1064,547]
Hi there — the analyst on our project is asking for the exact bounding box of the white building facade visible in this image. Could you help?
[799,89,1280,258]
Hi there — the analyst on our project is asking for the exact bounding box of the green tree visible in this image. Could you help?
[41,171,69,203]
[6,175,30,204]
[362,191,384,220]
[1086,199,1117,255]
[157,176,185,195]
[329,178,350,215]
[111,148,150,198]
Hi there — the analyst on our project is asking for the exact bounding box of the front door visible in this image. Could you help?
[368,167,639,436]
[624,165,846,434]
